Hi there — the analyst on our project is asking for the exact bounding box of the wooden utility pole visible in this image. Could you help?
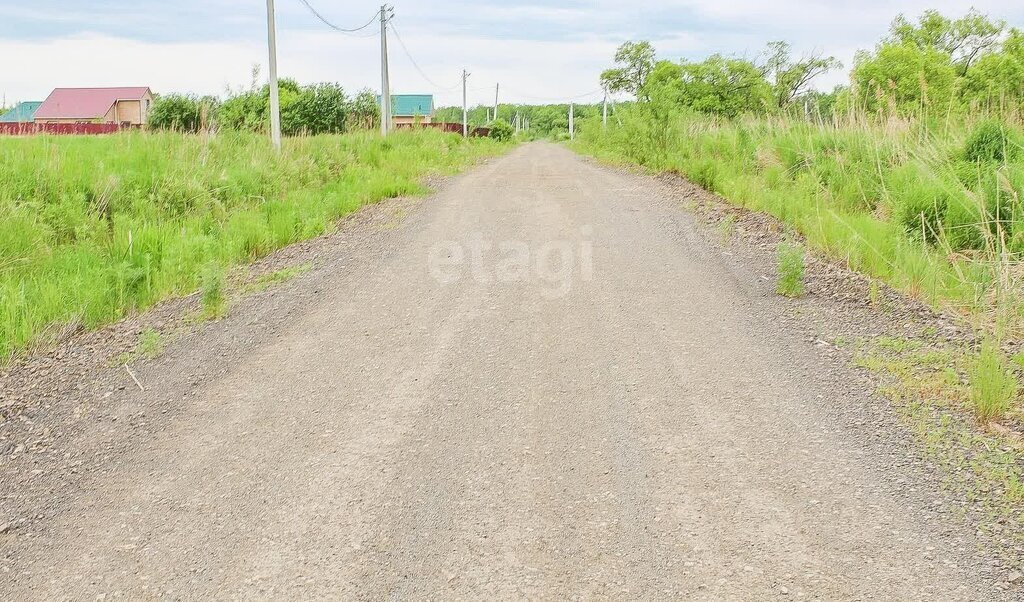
[462,69,470,137]
[265,0,281,150]
[379,5,392,135]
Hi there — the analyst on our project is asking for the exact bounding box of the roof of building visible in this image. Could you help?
[35,87,152,120]
[377,94,434,117]
[0,101,43,123]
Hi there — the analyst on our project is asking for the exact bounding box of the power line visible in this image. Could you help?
[388,21,461,91]
[294,0,380,34]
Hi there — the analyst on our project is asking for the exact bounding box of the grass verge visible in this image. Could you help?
[0,129,507,361]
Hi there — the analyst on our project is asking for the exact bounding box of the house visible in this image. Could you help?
[0,101,42,123]
[34,87,154,125]
[378,94,434,126]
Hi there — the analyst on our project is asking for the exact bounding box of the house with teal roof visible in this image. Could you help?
[0,101,42,123]
[377,94,434,125]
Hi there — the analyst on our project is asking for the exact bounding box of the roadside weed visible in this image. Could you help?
[201,264,227,319]
[138,327,163,359]
[718,214,736,244]
[776,241,806,298]
[970,340,1018,423]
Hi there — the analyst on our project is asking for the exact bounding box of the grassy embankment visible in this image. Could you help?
[0,129,506,362]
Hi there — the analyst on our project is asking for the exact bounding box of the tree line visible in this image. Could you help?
[600,9,1023,119]
[148,70,380,135]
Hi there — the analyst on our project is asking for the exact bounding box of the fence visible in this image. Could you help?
[394,122,491,137]
[0,123,135,136]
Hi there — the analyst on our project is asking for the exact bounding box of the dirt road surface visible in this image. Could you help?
[0,143,1007,599]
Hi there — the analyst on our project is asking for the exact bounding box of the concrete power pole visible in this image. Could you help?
[493,83,499,123]
[379,5,391,136]
[602,90,608,129]
[569,102,575,141]
[265,0,281,150]
[462,69,470,137]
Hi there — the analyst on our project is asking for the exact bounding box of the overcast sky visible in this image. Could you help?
[2,1,1023,107]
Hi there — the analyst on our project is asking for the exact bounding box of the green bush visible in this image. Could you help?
[148,94,219,132]
[964,120,1018,163]
[488,118,513,141]
[218,80,377,135]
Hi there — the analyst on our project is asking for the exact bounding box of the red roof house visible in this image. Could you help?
[34,87,154,125]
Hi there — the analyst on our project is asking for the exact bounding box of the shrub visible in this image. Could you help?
[149,94,219,132]
[964,120,1018,163]
[970,340,1018,422]
[886,162,951,243]
[688,158,721,193]
[489,118,513,141]
[776,241,806,297]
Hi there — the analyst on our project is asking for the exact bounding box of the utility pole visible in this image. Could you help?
[602,90,608,129]
[493,83,499,122]
[265,0,281,150]
[462,69,470,137]
[379,4,391,136]
[569,102,574,141]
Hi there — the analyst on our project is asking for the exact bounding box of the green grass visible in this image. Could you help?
[971,340,1019,422]
[776,241,806,297]
[0,129,507,361]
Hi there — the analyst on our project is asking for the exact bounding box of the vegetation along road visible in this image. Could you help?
[1,142,1016,599]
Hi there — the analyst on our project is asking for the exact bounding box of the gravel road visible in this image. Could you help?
[0,142,1008,600]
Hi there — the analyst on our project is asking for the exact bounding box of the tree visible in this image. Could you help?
[851,43,958,114]
[761,41,841,108]
[887,9,1006,76]
[961,28,1024,107]
[675,55,772,117]
[600,41,656,100]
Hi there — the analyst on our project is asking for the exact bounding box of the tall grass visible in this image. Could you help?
[575,110,1024,330]
[0,129,505,361]
[970,340,1019,422]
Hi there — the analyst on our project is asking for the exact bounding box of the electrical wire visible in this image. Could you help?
[388,21,461,91]
[294,0,380,34]
[503,88,605,102]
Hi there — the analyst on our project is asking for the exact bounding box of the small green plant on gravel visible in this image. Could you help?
[776,241,806,298]
[201,264,227,319]
[242,264,312,295]
[970,340,1018,423]
[717,214,736,244]
[138,327,163,359]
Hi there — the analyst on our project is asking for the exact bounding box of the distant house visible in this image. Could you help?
[0,101,43,123]
[378,94,434,126]
[34,87,154,125]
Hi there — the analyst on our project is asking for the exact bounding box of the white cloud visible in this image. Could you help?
[2,1,1023,106]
